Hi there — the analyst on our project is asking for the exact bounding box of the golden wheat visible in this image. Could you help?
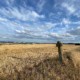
[0,44,80,80]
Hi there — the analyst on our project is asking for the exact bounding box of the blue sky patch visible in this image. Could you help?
[0,0,80,43]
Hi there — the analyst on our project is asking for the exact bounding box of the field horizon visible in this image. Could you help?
[0,44,80,80]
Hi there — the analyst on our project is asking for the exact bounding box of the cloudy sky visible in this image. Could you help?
[0,0,80,43]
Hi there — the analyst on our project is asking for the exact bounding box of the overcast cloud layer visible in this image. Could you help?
[0,0,80,43]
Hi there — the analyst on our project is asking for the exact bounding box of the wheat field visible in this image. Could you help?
[0,44,80,80]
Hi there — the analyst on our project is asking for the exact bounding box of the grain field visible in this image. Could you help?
[0,44,80,80]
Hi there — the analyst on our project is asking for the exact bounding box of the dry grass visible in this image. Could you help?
[0,44,80,80]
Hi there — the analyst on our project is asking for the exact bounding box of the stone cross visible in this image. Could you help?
[56,41,63,64]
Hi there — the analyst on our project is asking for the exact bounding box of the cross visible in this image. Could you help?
[56,41,63,64]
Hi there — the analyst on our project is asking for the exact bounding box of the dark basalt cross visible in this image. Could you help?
[56,41,63,64]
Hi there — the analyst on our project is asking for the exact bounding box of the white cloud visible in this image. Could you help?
[61,0,80,19]
[2,36,8,39]
[37,0,46,12]
[29,11,45,18]
[61,18,71,25]
[13,21,57,40]
[0,17,8,22]
[77,26,80,29]
[39,22,56,31]
[6,0,14,5]
[15,28,50,39]
[15,30,23,33]
[74,10,80,18]
[62,3,76,14]
[0,19,24,33]
[49,32,73,39]
[49,33,60,38]
[62,33,73,37]
[0,7,45,22]
[68,26,80,35]
[11,7,44,21]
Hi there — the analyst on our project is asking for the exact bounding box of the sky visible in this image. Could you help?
[0,0,80,43]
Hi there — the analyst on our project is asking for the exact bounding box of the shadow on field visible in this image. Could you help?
[0,52,80,80]
[75,47,80,52]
